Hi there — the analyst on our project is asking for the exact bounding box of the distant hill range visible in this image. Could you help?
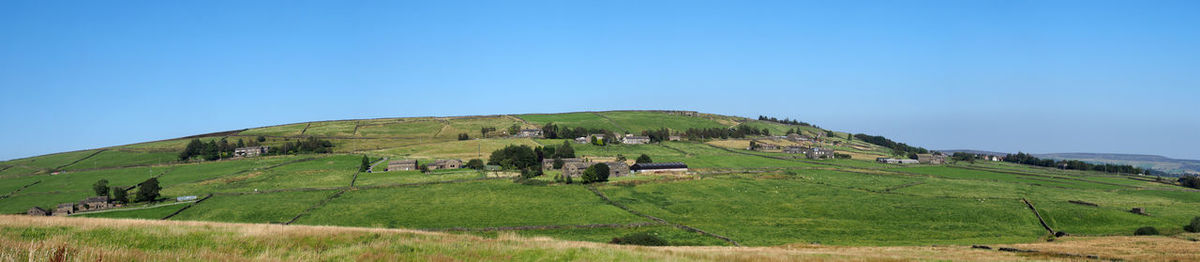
[939,149,1200,175]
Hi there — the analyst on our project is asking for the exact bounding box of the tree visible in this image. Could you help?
[847,133,853,140]
[257,136,267,142]
[636,154,653,164]
[557,140,575,158]
[419,164,429,173]
[111,186,128,203]
[1179,175,1200,189]
[135,178,161,202]
[487,145,538,170]
[465,159,485,170]
[1184,216,1200,233]
[92,179,109,196]
[508,124,521,136]
[458,133,469,140]
[581,163,610,183]
[359,155,371,172]
[553,157,565,169]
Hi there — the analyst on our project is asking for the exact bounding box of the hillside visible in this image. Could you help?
[1036,153,1200,175]
[1,110,1198,260]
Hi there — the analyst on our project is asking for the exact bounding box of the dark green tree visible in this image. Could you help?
[581,163,610,184]
[636,154,653,164]
[257,136,267,142]
[111,186,128,203]
[487,145,538,170]
[1185,216,1200,233]
[1134,226,1159,235]
[465,159,485,170]
[360,155,371,172]
[458,133,469,140]
[92,179,109,196]
[557,140,575,158]
[135,178,161,202]
[553,157,565,169]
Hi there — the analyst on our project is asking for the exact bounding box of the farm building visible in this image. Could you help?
[542,158,584,170]
[177,195,198,202]
[786,133,810,142]
[804,147,835,159]
[622,135,650,145]
[783,146,805,154]
[515,129,543,138]
[917,154,946,164]
[750,141,781,151]
[427,159,463,170]
[877,158,920,164]
[78,196,111,211]
[574,137,589,143]
[563,162,629,178]
[668,135,682,141]
[234,146,270,157]
[27,207,50,216]
[631,162,689,173]
[387,160,417,171]
[54,203,75,216]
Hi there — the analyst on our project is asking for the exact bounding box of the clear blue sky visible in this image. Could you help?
[2,0,1198,161]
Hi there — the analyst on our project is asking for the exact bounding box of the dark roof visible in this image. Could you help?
[631,162,688,170]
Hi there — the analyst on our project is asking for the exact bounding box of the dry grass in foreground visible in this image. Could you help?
[0,215,1195,261]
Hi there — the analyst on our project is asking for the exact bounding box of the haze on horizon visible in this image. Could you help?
[1,0,1198,161]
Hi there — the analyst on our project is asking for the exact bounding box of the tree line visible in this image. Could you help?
[179,137,334,161]
[682,125,768,140]
[757,115,815,127]
[852,133,929,158]
[1003,152,1146,175]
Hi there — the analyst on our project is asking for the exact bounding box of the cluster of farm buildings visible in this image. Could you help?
[26,196,112,216]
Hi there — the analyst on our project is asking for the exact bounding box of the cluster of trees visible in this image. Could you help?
[273,137,335,155]
[541,141,577,168]
[950,152,978,163]
[179,138,259,161]
[636,154,653,164]
[538,122,618,141]
[458,133,470,140]
[488,145,539,171]
[641,128,672,143]
[682,125,768,140]
[580,163,610,183]
[91,177,159,204]
[1179,175,1200,189]
[757,115,814,127]
[853,134,929,158]
[1003,152,1146,174]
[479,127,497,137]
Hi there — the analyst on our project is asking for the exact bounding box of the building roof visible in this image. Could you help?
[82,196,108,203]
[389,160,417,164]
[631,162,688,170]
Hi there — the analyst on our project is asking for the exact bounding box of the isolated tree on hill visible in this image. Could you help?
[359,155,371,172]
[92,179,109,197]
[136,178,161,202]
[111,186,128,203]
[636,154,653,164]
[581,163,610,184]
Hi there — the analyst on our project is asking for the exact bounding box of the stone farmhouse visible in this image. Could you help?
[622,135,650,145]
[516,129,543,138]
[786,133,811,142]
[917,154,946,164]
[234,146,270,157]
[750,140,781,151]
[803,147,835,159]
[543,158,584,170]
[631,162,689,173]
[563,162,629,178]
[427,159,463,170]
[386,160,417,171]
[78,196,111,211]
[26,207,50,216]
[54,203,75,216]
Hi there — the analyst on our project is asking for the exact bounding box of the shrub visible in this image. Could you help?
[457,133,469,140]
[465,159,485,170]
[581,163,610,184]
[135,178,161,202]
[1134,226,1159,235]
[609,232,668,246]
[636,154,653,164]
[92,179,109,196]
[1185,217,1200,233]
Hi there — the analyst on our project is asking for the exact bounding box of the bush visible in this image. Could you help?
[1185,217,1200,233]
[581,163,610,184]
[609,232,668,246]
[465,159,485,170]
[1134,226,1159,235]
[457,133,469,140]
[636,154,653,164]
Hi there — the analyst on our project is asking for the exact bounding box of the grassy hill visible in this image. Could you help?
[1,110,1198,260]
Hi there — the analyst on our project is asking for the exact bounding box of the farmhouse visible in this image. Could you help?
[562,162,629,178]
[387,160,418,171]
[78,196,111,211]
[622,135,650,145]
[574,137,588,143]
[427,159,463,170]
[515,129,543,138]
[786,133,810,142]
[542,158,584,170]
[668,135,682,141]
[917,154,946,164]
[804,147,835,159]
[631,162,689,173]
[54,203,75,216]
[26,207,50,216]
[783,146,805,154]
[234,146,270,157]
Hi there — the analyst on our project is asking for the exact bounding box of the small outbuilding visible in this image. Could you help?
[427,159,463,170]
[543,158,584,170]
[27,207,50,216]
[234,146,270,157]
[387,160,418,171]
[54,203,75,216]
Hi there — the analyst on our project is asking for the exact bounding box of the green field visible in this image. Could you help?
[2,110,1198,252]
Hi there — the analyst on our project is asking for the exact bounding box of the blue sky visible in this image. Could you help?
[1,0,1198,161]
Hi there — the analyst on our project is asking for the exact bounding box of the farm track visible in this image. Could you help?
[284,189,347,225]
[586,185,741,246]
[54,149,108,171]
[161,194,213,220]
[0,181,40,201]
[428,222,667,232]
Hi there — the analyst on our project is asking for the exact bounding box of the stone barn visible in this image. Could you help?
[78,196,111,211]
[917,154,946,164]
[234,146,270,157]
[516,129,543,138]
[54,203,75,216]
[387,160,417,171]
[562,162,628,178]
[622,135,650,145]
[427,159,463,170]
[543,158,584,170]
[27,207,50,216]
